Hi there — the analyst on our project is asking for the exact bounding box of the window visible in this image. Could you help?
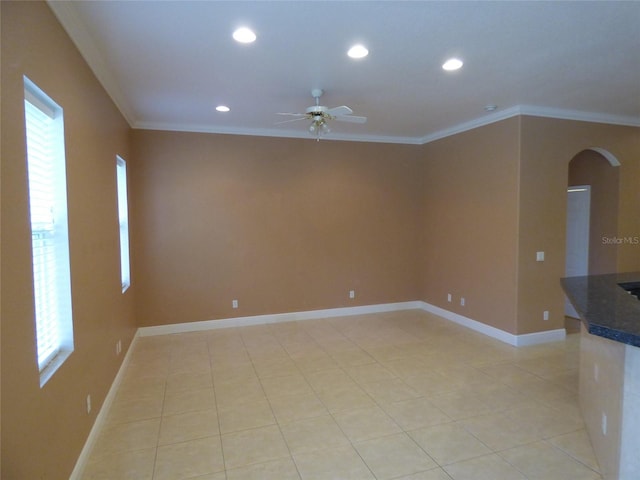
[23,77,74,386]
[116,156,130,292]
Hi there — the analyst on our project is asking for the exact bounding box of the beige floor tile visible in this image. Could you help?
[293,445,375,480]
[165,371,213,396]
[124,360,170,379]
[333,405,402,442]
[444,453,526,480]
[117,374,166,401]
[380,397,451,431]
[477,363,541,386]
[162,387,215,416]
[226,458,301,480]
[158,408,219,445]
[547,429,601,473]
[211,363,256,385]
[89,418,160,459]
[409,423,491,466]
[268,392,328,423]
[459,382,528,411]
[394,469,455,480]
[260,373,314,399]
[428,390,495,420]
[360,377,422,404]
[404,372,460,397]
[169,355,211,375]
[107,394,164,425]
[345,362,397,384]
[214,377,266,408]
[221,425,290,469]
[217,398,275,433]
[505,401,584,439]
[304,368,358,392]
[513,377,577,404]
[185,473,227,480]
[432,365,496,390]
[154,435,224,480]
[355,432,437,479]
[294,354,341,374]
[253,358,300,378]
[329,348,375,367]
[460,411,540,451]
[314,383,377,412]
[86,311,589,480]
[280,415,351,455]
[499,441,602,480]
[82,447,156,480]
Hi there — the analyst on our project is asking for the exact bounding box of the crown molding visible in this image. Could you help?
[47,1,137,126]
[418,105,640,145]
[133,121,423,145]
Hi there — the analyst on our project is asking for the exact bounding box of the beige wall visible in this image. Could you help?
[420,118,521,333]
[2,2,640,478]
[569,149,620,275]
[518,116,639,334]
[1,2,136,478]
[131,130,423,327]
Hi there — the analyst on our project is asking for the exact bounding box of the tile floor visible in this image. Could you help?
[82,310,602,480]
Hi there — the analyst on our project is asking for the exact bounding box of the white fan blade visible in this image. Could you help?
[276,112,307,117]
[326,105,353,116]
[276,116,309,125]
[334,115,367,124]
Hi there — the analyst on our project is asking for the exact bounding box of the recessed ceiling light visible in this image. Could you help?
[216,105,230,112]
[442,58,463,71]
[232,27,256,44]
[484,104,498,112]
[347,44,369,59]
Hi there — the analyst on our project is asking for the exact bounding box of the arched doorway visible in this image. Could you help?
[564,148,620,328]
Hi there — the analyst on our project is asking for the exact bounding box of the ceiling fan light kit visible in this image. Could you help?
[277,89,367,140]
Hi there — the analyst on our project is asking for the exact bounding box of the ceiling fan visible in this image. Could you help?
[277,89,367,139]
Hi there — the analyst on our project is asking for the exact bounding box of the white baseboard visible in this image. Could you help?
[418,301,566,346]
[69,331,140,480]
[138,300,565,347]
[138,301,424,337]
[513,328,566,346]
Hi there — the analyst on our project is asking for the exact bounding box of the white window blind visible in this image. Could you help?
[24,77,74,383]
[116,156,130,291]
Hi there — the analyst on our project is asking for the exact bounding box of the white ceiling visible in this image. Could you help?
[49,1,640,144]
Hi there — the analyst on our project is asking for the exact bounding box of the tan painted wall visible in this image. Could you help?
[2,2,639,477]
[569,149,620,275]
[420,118,521,334]
[131,130,423,327]
[1,2,136,478]
[518,116,640,334]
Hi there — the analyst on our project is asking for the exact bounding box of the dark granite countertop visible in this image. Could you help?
[562,272,640,347]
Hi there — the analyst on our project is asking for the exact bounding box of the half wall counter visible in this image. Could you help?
[562,272,640,480]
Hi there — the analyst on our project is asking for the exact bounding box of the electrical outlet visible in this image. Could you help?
[349,290,355,299]
[232,299,238,309]
[543,311,549,321]
[447,293,452,302]
[460,297,465,306]
[536,251,545,262]
[86,394,92,414]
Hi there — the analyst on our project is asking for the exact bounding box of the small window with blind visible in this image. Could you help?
[116,156,130,292]
[23,77,74,386]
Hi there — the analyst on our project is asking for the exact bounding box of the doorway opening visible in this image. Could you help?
[564,148,620,331]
